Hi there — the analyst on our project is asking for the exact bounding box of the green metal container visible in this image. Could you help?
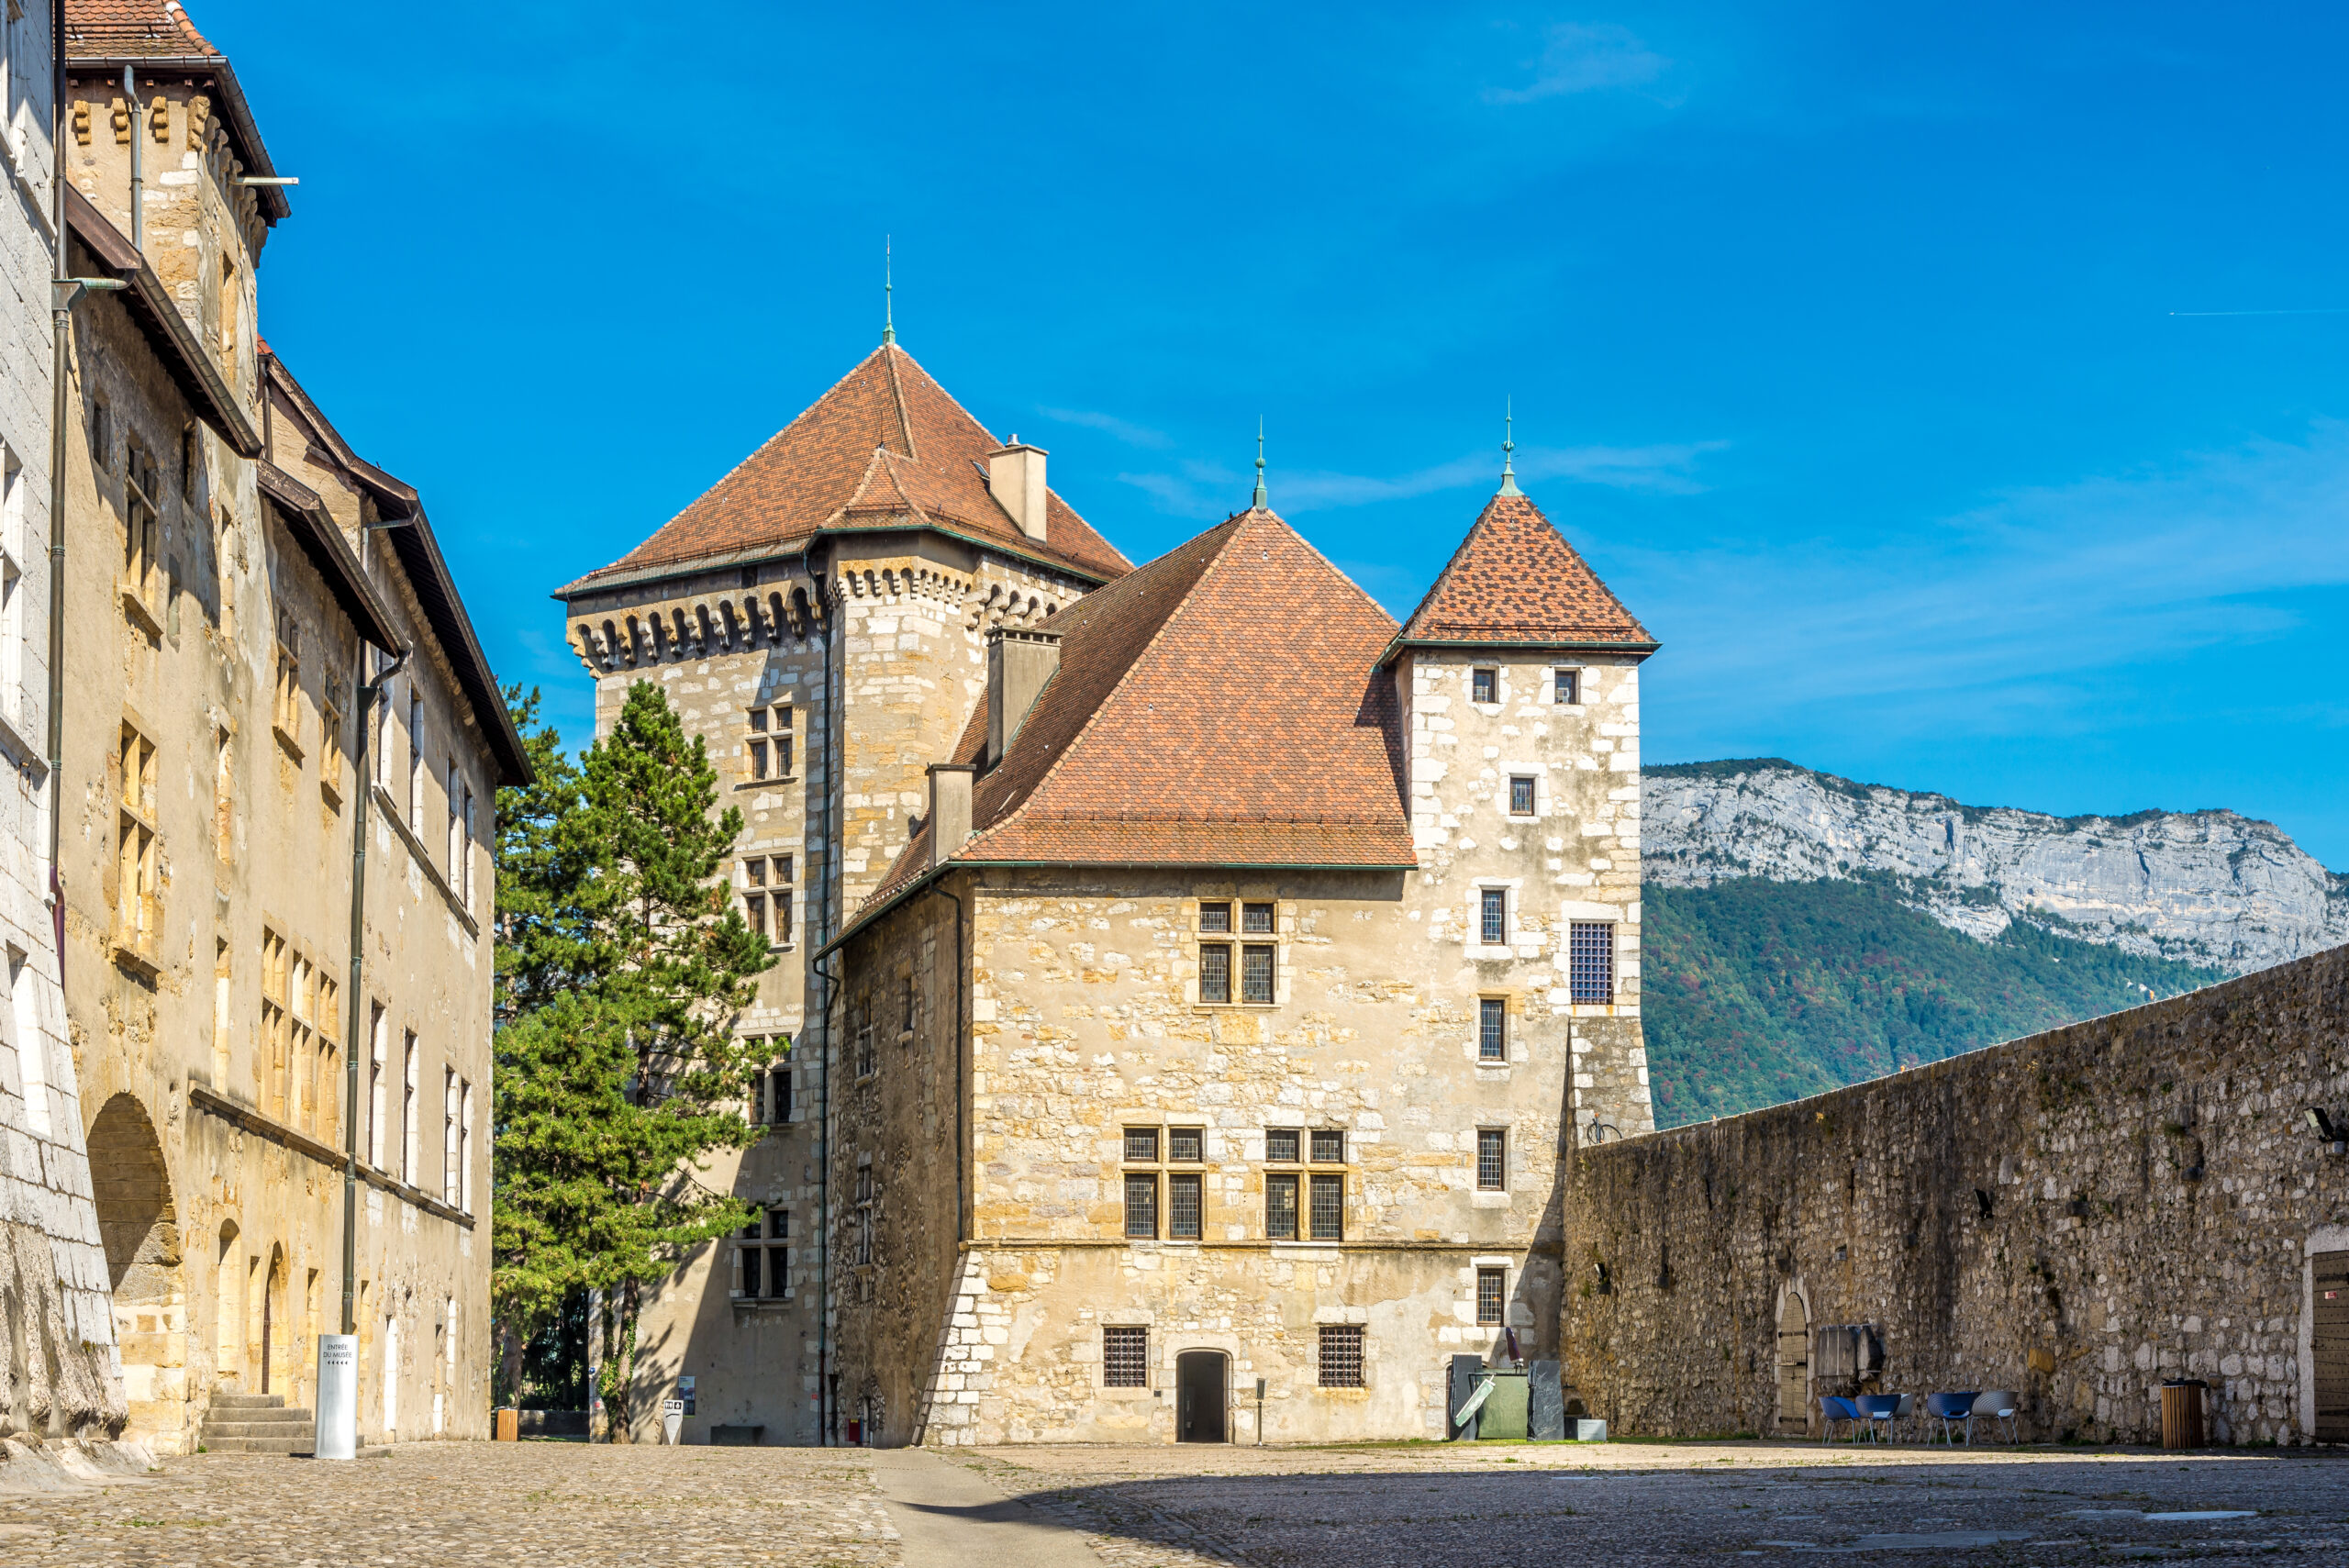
[1479,1370,1530,1440]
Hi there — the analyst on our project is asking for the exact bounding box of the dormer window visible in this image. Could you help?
[1471,667,1497,704]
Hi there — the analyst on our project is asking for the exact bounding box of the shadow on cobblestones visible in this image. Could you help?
[959,1442,2349,1568]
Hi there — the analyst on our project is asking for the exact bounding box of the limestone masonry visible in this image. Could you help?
[1562,946,2349,1445]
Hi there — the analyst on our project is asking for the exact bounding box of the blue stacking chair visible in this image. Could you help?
[1854,1393,1901,1442]
[1923,1391,1979,1443]
[1820,1396,1864,1443]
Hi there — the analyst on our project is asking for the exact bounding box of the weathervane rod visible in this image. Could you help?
[884,236,896,345]
[1499,396,1521,495]
[1252,417,1268,510]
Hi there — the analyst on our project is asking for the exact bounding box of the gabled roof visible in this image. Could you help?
[1384,488,1654,661]
[837,508,1414,944]
[64,185,260,457]
[262,349,534,787]
[256,464,404,653]
[65,1,292,224]
[556,344,1131,595]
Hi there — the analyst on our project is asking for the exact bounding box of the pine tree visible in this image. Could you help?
[491,683,779,1434]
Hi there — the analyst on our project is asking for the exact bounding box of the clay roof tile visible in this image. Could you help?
[1388,488,1653,655]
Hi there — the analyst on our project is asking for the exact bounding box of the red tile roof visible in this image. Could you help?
[560,345,1130,593]
[1387,488,1654,656]
[65,0,220,57]
[844,508,1416,935]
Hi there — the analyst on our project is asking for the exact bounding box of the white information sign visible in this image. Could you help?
[315,1335,358,1459]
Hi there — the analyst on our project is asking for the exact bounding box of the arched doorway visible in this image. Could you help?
[1776,1288,1810,1435]
[87,1094,186,1450]
[214,1221,242,1387]
[1175,1351,1228,1443]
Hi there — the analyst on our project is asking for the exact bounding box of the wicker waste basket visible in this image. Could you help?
[2160,1380,2206,1449]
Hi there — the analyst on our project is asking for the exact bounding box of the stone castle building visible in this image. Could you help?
[558,334,1656,1443]
[52,1,528,1452]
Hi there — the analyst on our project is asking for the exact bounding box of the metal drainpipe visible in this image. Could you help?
[934,885,965,1243]
[45,0,73,973]
[123,64,141,254]
[342,641,408,1335]
[811,553,834,1446]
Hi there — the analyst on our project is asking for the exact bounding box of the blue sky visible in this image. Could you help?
[209,2,2349,865]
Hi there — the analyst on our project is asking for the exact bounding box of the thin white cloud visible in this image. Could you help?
[1118,440,1722,518]
[1485,22,1671,106]
[1634,422,2349,733]
[1037,406,1174,450]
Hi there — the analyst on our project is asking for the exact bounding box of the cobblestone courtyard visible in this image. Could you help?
[11,1440,2349,1567]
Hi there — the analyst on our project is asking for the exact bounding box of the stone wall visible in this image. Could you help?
[0,5,128,1455]
[1559,946,2349,1444]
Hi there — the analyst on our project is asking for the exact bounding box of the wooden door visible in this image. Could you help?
[1776,1294,1809,1434]
[2316,1251,2349,1443]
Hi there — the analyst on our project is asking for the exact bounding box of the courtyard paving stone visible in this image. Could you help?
[14,1439,2349,1567]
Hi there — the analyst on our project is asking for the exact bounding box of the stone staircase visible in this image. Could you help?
[200,1392,316,1455]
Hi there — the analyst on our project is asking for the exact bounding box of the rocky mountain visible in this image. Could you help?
[1642,759,2349,974]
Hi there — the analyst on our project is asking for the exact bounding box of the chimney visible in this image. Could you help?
[985,627,1062,767]
[926,764,974,868]
[987,436,1049,542]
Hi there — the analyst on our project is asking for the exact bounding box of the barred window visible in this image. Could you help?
[1478,997,1507,1061]
[1480,888,1508,945]
[1123,1126,1160,1162]
[1265,1128,1300,1163]
[1103,1325,1149,1387]
[1308,1173,1343,1240]
[1310,1129,1345,1164]
[1319,1325,1364,1388]
[1200,944,1231,1004]
[1472,667,1497,704]
[1554,667,1579,705]
[1168,1173,1202,1240]
[1508,775,1534,816]
[1241,944,1275,1004]
[1265,1173,1298,1239]
[1241,901,1275,934]
[1124,1173,1158,1239]
[1476,1266,1506,1326]
[1570,922,1615,1004]
[1477,1129,1506,1191]
[1168,1127,1203,1162]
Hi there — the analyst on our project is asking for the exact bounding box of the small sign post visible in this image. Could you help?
[1254,1377,1267,1446]
[662,1396,685,1446]
[315,1335,358,1459]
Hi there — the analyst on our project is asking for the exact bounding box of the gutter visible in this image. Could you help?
[62,52,292,223]
[1376,634,1661,668]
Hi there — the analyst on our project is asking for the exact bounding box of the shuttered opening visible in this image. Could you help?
[2317,1250,2349,1443]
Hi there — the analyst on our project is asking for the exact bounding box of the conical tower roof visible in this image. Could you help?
[1384,487,1654,662]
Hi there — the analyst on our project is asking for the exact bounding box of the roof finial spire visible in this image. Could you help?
[1498,396,1522,496]
[883,235,896,345]
[1252,417,1268,510]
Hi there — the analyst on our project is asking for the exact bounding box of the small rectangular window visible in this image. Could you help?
[1123,1173,1158,1239]
[1241,901,1275,934]
[1123,1126,1160,1163]
[1477,1129,1507,1190]
[1168,1128,1203,1162]
[1264,1128,1300,1164]
[1508,775,1535,816]
[1476,1266,1507,1326]
[1265,1173,1298,1239]
[1554,668,1579,705]
[1478,997,1507,1062]
[1479,888,1507,945]
[768,1207,790,1240]
[1471,667,1497,704]
[1570,922,1615,1004]
[1198,900,1231,934]
[1319,1324,1364,1388]
[1199,944,1231,1005]
[1103,1325,1149,1387]
[1310,1129,1345,1164]
[749,738,769,779]
[1308,1173,1344,1240]
[768,1066,793,1123]
[745,858,767,888]
[745,893,767,940]
[1240,944,1275,1005]
[740,1244,763,1299]
[1167,1173,1203,1240]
